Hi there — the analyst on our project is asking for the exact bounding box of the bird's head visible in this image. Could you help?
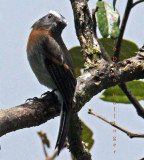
[32,11,67,34]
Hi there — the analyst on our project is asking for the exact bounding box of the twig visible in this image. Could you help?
[43,143,48,158]
[114,0,133,60]
[37,131,50,157]
[132,0,144,8]
[119,83,144,119]
[46,142,67,160]
[92,6,112,62]
[88,109,144,138]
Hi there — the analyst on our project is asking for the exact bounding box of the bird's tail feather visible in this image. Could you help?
[55,103,71,154]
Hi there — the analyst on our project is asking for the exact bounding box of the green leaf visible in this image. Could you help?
[99,38,139,61]
[96,1,120,38]
[100,81,144,103]
[69,46,84,77]
[81,120,94,150]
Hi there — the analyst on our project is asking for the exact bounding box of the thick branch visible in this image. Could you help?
[68,113,91,160]
[89,109,144,138]
[0,92,61,137]
[74,51,144,112]
[70,0,101,66]
[0,51,144,137]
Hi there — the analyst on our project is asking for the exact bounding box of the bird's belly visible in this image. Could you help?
[28,54,56,89]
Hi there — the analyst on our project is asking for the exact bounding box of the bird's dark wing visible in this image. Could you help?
[41,36,76,105]
[41,36,77,153]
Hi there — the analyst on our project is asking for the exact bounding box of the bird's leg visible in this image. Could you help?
[26,89,57,103]
[41,89,57,97]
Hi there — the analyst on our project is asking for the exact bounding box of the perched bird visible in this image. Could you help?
[27,11,77,153]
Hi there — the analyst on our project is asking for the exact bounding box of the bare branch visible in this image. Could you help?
[119,83,144,118]
[88,109,144,138]
[114,0,133,60]
[132,0,144,8]
[45,142,67,160]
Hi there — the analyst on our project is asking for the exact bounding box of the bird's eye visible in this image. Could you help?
[48,14,52,19]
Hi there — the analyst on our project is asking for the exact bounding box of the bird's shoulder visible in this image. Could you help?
[27,28,52,53]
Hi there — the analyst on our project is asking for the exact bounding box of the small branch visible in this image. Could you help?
[38,130,67,160]
[92,7,112,62]
[114,0,133,61]
[68,113,92,160]
[43,143,48,158]
[119,83,144,119]
[132,0,144,8]
[46,142,67,160]
[37,131,50,157]
[88,109,144,138]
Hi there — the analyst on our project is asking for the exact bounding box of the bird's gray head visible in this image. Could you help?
[32,11,67,34]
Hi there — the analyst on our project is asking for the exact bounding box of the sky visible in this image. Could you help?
[0,0,144,160]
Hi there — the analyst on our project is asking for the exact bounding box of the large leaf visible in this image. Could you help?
[69,46,84,77]
[100,81,144,103]
[96,1,120,38]
[81,120,94,150]
[99,38,139,61]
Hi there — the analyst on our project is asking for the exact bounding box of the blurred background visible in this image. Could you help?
[0,0,144,160]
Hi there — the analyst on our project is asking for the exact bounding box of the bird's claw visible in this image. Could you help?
[25,97,43,103]
[26,89,57,103]
[41,91,51,97]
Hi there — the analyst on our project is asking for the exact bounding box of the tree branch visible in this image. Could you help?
[114,0,133,60]
[68,113,92,160]
[119,83,144,118]
[0,51,144,138]
[0,92,61,137]
[69,0,144,122]
[88,109,144,138]
[132,0,144,8]
[70,0,101,67]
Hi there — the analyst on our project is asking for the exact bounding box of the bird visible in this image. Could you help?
[26,10,77,154]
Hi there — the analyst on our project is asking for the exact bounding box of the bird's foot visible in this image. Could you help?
[41,89,57,97]
[40,89,57,102]
[26,97,44,103]
[26,89,57,103]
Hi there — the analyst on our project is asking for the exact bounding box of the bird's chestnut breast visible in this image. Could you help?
[27,28,51,54]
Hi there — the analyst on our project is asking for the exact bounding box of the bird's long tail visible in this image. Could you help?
[55,102,71,154]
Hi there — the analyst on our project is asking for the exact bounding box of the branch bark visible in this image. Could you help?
[70,0,101,67]
[132,0,144,8]
[119,83,144,118]
[0,51,144,138]
[89,109,144,138]
[68,113,92,160]
[114,0,133,61]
